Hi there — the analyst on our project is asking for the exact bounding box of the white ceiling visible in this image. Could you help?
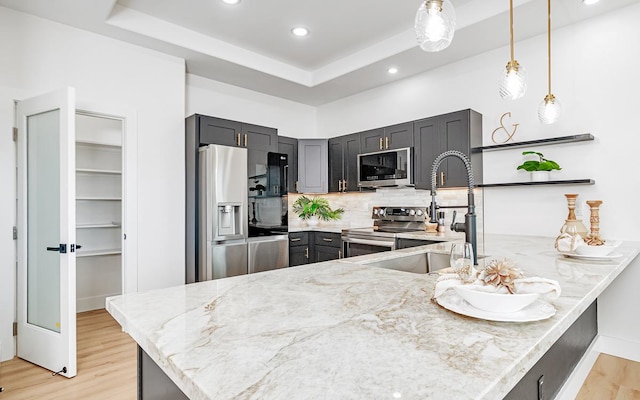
[1,0,638,105]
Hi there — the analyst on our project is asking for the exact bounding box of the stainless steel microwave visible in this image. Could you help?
[357,147,413,188]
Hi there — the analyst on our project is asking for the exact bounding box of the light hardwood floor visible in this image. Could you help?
[1,310,640,399]
[0,309,136,400]
[577,353,640,400]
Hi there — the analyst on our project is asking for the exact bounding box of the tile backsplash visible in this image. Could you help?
[288,187,484,232]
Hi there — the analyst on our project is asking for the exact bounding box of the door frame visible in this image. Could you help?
[76,102,138,296]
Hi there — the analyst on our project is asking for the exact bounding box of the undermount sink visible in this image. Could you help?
[362,252,485,274]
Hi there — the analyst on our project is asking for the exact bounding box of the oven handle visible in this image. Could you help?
[342,237,396,250]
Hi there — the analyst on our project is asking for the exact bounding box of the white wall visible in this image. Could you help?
[0,7,185,361]
[316,3,640,344]
[317,3,640,243]
[186,74,317,138]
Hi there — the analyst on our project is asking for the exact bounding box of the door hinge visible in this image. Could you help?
[12,127,17,142]
[13,322,17,336]
[13,226,17,240]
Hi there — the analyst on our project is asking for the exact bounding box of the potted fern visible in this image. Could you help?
[516,151,561,181]
[292,195,344,226]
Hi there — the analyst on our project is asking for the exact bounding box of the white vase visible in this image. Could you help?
[306,216,320,226]
[530,171,550,182]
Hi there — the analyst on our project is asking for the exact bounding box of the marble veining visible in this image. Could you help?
[107,234,639,400]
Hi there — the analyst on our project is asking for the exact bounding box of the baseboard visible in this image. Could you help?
[554,335,640,399]
[77,293,119,313]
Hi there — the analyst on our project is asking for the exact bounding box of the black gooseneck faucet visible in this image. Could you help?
[429,150,478,265]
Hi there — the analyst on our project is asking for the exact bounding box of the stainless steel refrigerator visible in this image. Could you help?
[198,144,249,281]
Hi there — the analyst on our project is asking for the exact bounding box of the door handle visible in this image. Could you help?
[47,244,67,253]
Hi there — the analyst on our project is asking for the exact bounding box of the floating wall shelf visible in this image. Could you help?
[473,133,594,152]
[478,179,595,188]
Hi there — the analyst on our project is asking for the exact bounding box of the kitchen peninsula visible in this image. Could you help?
[107,235,639,400]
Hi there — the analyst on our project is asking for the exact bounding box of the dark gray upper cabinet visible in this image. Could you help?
[278,136,298,193]
[328,133,360,192]
[198,115,242,147]
[243,123,278,152]
[384,121,414,150]
[298,139,328,194]
[359,127,385,153]
[414,109,483,190]
[360,123,414,153]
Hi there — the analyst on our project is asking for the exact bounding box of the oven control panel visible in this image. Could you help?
[371,206,427,221]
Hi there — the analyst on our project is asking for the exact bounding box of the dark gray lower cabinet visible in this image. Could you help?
[289,232,310,266]
[139,346,188,400]
[289,231,342,265]
[396,238,438,249]
[505,300,597,400]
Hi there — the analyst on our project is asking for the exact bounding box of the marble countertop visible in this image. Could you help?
[107,235,639,400]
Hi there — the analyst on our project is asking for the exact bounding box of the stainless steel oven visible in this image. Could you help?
[341,206,427,257]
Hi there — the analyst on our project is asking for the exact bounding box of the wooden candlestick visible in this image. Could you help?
[586,200,603,240]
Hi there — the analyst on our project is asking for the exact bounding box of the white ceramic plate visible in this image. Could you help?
[435,290,556,322]
[558,251,623,261]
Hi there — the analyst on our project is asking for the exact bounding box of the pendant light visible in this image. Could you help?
[538,0,561,124]
[499,0,527,100]
[415,0,456,52]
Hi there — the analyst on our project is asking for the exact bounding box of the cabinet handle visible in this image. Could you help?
[338,180,343,192]
[385,137,389,149]
[244,133,248,147]
[342,179,347,192]
[440,172,445,186]
[322,238,333,242]
[379,137,383,150]
[295,181,299,192]
[236,133,241,146]
[304,247,309,258]
[291,238,301,242]
[339,250,342,259]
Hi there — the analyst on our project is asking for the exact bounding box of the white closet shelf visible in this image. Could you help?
[76,197,122,201]
[76,168,122,175]
[76,223,121,229]
[76,139,121,148]
[77,248,122,258]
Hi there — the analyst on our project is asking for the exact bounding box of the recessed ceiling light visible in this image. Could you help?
[388,67,398,74]
[221,0,240,4]
[581,0,599,4]
[291,27,309,37]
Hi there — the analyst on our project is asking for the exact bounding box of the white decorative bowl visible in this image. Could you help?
[454,285,539,313]
[575,244,615,256]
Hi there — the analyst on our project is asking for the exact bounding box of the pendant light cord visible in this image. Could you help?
[509,0,515,62]
[547,0,552,96]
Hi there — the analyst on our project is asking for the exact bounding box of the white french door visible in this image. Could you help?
[16,87,77,378]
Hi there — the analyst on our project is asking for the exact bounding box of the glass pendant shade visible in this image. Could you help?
[538,94,562,124]
[499,60,527,100]
[415,0,456,52]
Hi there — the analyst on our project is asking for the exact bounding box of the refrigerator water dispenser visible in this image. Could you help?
[217,203,242,237]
